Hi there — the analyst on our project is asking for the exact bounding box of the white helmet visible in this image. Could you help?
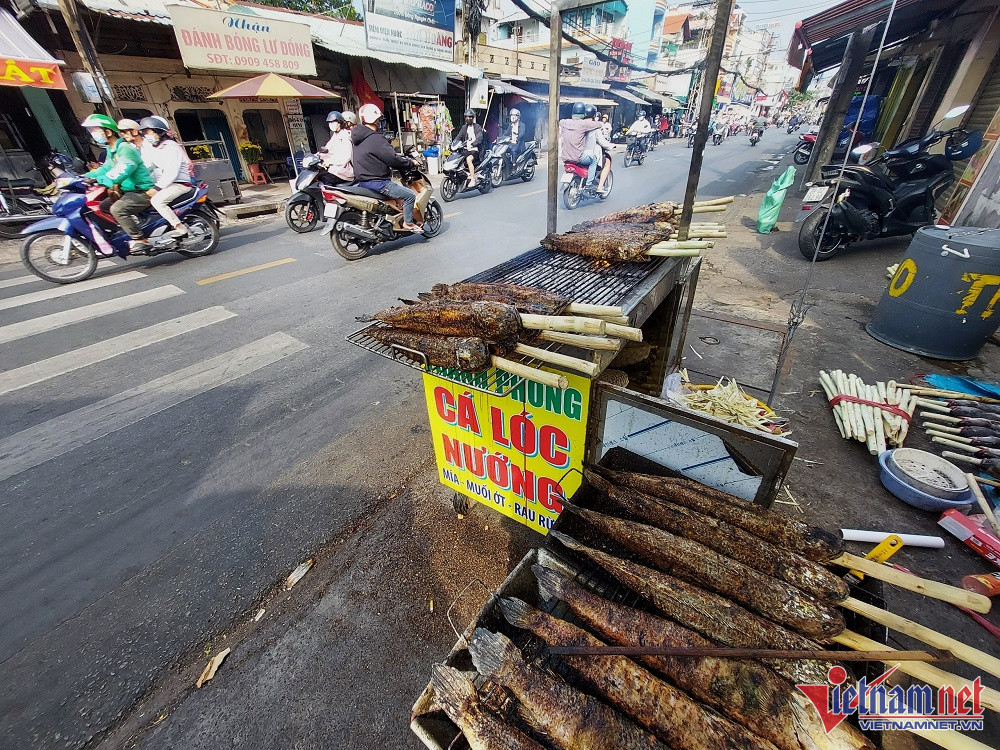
[509,108,520,118]
[358,103,382,125]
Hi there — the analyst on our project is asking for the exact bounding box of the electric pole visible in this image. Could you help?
[57,0,121,118]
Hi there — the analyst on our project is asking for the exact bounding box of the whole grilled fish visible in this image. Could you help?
[548,531,834,685]
[367,329,491,372]
[593,466,844,563]
[468,628,669,750]
[429,282,571,315]
[584,202,680,225]
[369,300,522,340]
[562,502,845,639]
[541,223,671,262]
[498,597,780,750]
[585,470,849,603]
[532,561,873,750]
[429,664,545,750]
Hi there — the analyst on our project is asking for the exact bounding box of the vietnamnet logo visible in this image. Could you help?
[797,665,985,732]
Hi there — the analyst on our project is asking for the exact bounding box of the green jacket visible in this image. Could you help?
[86,139,155,192]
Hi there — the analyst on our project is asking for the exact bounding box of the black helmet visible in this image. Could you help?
[326,111,343,123]
[571,101,586,116]
[584,104,597,119]
[464,108,475,118]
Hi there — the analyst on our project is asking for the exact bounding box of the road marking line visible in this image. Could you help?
[0,271,145,312]
[517,188,546,197]
[654,158,665,162]
[196,257,296,285]
[0,306,236,396]
[0,261,121,292]
[443,211,461,219]
[0,286,185,345]
[0,332,308,483]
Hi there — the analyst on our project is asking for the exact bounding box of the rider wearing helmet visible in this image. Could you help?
[351,103,423,233]
[139,115,195,240]
[82,113,156,253]
[321,111,353,182]
[117,118,143,149]
[585,107,613,195]
[501,107,526,162]
[558,101,603,177]
[341,111,358,127]
[454,108,484,185]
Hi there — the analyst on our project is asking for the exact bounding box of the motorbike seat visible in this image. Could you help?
[1,177,39,191]
[166,186,198,206]
[335,184,385,199]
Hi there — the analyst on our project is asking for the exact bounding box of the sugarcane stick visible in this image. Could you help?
[492,356,568,389]
[831,553,991,613]
[647,248,702,257]
[519,314,605,335]
[646,240,714,250]
[693,196,734,206]
[917,398,950,412]
[593,315,631,326]
[920,411,961,423]
[833,630,1000,713]
[931,436,977,452]
[898,390,917,444]
[512,343,599,377]
[909,727,995,750]
[539,331,621,350]
[926,423,961,434]
[818,371,848,439]
[877,381,894,438]
[941,452,1000,481]
[841,596,1000,679]
[669,232,727,238]
[602,322,643,342]
[565,302,622,317]
[907,386,1000,404]
[839,371,864,440]
[691,205,727,213]
[968,473,1000,539]
[870,384,887,453]
[928,429,971,443]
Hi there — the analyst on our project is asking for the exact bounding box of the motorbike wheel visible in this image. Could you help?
[176,211,220,258]
[421,200,444,238]
[562,181,581,210]
[478,174,492,194]
[598,171,614,200]
[490,162,504,189]
[21,230,98,284]
[520,162,536,182]
[623,149,633,168]
[798,207,847,261]
[793,148,810,165]
[330,211,371,261]
[285,200,319,233]
[440,178,458,202]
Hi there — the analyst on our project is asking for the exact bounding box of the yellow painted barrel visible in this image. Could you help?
[867,227,1000,360]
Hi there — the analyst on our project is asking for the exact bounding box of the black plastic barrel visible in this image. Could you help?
[867,227,1000,360]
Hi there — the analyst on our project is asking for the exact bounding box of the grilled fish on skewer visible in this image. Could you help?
[368,329,491,371]
[469,629,669,750]
[593,466,844,562]
[532,563,873,750]
[429,665,545,750]
[548,531,835,685]
[583,202,680,225]
[541,223,673,262]
[498,598,780,750]
[370,300,522,339]
[427,282,625,318]
[585,470,848,603]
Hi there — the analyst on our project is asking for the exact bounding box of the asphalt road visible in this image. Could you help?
[0,129,802,748]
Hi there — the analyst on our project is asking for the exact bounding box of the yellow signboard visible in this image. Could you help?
[422,365,591,535]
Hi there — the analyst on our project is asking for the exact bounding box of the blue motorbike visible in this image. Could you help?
[20,174,221,284]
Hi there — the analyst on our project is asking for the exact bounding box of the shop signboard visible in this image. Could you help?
[0,58,65,90]
[579,53,606,86]
[166,5,316,76]
[422,367,590,535]
[607,38,632,83]
[363,0,456,63]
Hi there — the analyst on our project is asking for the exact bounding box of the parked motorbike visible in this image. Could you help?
[796,105,981,261]
[285,153,345,233]
[321,149,443,261]
[749,128,763,147]
[19,174,220,283]
[793,132,817,164]
[623,135,648,167]
[561,159,613,210]
[440,141,496,201]
[490,137,538,188]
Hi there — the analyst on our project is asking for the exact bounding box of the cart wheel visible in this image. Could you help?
[453,493,473,515]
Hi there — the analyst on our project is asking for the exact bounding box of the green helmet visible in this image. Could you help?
[81,113,118,133]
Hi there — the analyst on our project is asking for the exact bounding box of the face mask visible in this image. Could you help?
[143,133,159,145]
[90,129,107,145]
[329,123,338,132]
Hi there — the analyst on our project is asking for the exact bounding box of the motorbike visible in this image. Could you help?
[19,174,220,284]
[440,141,496,201]
[686,126,696,148]
[285,153,345,233]
[623,134,649,167]
[561,158,613,210]
[787,122,801,134]
[796,105,981,262]
[793,132,817,164]
[749,127,763,147]
[712,129,726,146]
[321,148,443,261]
[490,137,538,188]
[610,125,629,145]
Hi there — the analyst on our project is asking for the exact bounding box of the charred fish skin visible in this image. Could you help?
[584,202,680,226]
[531,566,874,750]
[371,300,522,340]
[584,470,849,604]
[498,597,781,750]
[468,628,669,750]
[429,664,546,750]
[563,503,846,640]
[431,282,570,314]
[547,531,834,686]
[541,223,671,262]
[593,466,844,563]
[367,329,491,372]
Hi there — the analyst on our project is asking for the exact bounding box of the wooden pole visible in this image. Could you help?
[56,0,121,119]
[546,4,562,236]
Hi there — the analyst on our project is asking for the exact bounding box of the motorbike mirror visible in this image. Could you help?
[942,104,970,120]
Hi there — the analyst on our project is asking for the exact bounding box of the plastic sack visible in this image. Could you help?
[757,165,796,233]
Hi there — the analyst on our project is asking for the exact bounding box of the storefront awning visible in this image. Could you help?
[612,89,648,106]
[625,86,681,110]
[488,80,545,102]
[0,8,66,89]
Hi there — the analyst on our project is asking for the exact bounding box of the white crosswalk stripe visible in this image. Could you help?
[0,262,122,292]
[0,332,309,483]
[0,270,145,312]
[0,306,236,396]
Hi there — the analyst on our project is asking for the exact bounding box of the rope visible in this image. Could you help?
[829,395,912,422]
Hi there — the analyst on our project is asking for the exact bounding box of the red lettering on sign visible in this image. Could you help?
[434,386,456,424]
[539,425,570,469]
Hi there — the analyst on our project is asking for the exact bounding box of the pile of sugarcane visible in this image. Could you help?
[541,197,733,262]
[818,371,917,454]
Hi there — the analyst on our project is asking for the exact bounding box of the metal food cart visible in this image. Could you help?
[181,139,241,205]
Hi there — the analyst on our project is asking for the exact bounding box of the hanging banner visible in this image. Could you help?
[166,5,316,76]
[422,367,590,535]
[607,38,632,83]
[0,58,65,90]
[363,0,456,63]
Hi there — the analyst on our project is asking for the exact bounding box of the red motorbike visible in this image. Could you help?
[793,132,818,164]
[560,159,613,210]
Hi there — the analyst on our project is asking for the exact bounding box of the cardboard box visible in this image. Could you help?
[939,510,1000,569]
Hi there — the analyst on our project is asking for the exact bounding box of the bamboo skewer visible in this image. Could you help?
[565,302,623,317]
[690,205,728,213]
[512,343,599,378]
[519,314,606,335]
[907,386,1000,404]
[593,315,631,326]
[840,596,1000,679]
[917,398,950,412]
[646,248,703,258]
[491,356,568,389]
[549,644,936,661]
[932,436,980,453]
[602,322,643,342]
[967,473,1000,539]
[538,331,621,350]
[927,429,971,443]
[920,411,961,423]
[692,196,734,206]
[833,630,1000,714]
[831,553,992,613]
[926,424,962,434]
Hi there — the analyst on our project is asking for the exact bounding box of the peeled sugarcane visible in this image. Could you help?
[819,370,913,451]
[646,248,703,258]
[920,411,1000,430]
[692,196,735,206]
[539,330,621,350]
